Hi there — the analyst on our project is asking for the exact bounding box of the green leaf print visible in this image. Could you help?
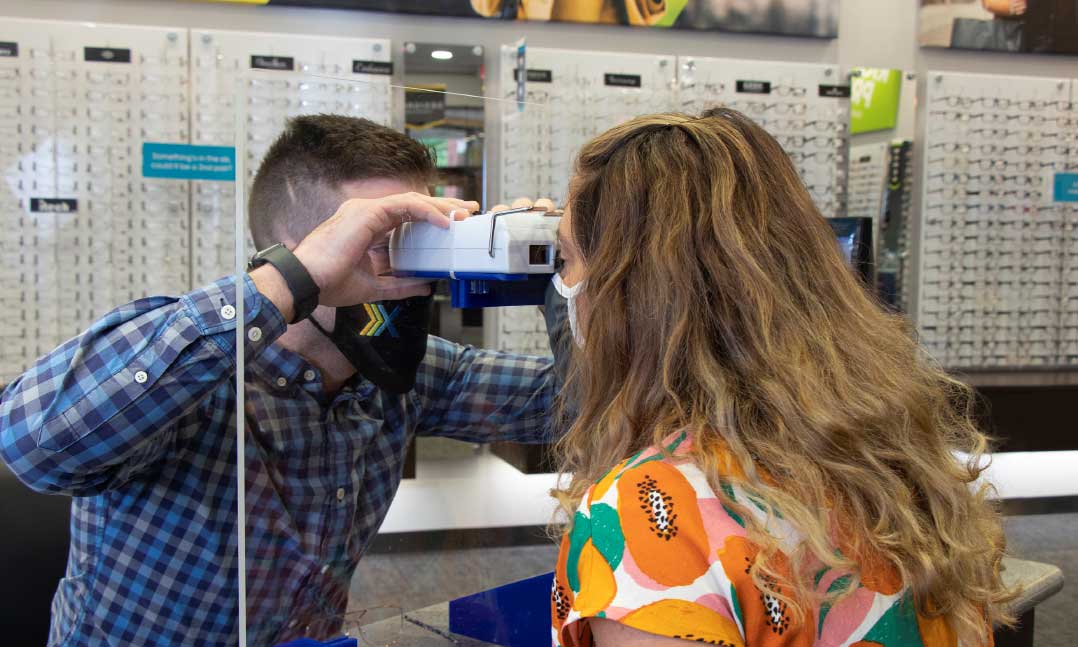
[730,582,744,627]
[620,432,689,473]
[817,574,853,636]
[589,503,625,571]
[860,591,926,647]
[566,511,592,593]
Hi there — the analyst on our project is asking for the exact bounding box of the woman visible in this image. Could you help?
[548,109,1014,647]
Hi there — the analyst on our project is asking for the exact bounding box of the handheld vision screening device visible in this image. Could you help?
[389,206,561,308]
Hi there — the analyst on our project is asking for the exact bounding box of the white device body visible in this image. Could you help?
[390,210,561,277]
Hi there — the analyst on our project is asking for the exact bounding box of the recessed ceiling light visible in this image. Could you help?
[431,50,453,60]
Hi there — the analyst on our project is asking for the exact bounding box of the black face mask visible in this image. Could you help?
[310,295,433,394]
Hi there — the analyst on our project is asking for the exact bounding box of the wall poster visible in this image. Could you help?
[919,0,1077,56]
[202,0,840,37]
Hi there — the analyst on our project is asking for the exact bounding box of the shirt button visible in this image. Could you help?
[220,304,236,320]
[247,326,262,342]
[134,370,148,384]
[303,369,316,381]
[276,376,288,388]
[336,487,345,502]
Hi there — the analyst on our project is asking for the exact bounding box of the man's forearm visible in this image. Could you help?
[250,264,295,323]
[0,275,285,495]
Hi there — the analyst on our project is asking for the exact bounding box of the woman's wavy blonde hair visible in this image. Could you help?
[552,109,1015,644]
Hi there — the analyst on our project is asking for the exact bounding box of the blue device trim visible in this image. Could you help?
[274,637,357,647]
[449,274,553,308]
[396,270,535,282]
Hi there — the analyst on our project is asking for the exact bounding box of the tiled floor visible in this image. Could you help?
[352,513,1075,642]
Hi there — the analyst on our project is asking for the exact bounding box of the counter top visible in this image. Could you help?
[362,556,1063,644]
[1000,556,1065,616]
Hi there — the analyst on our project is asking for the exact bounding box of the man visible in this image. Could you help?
[0,115,559,646]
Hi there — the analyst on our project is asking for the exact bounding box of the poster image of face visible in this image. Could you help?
[215,0,840,38]
[919,0,1077,56]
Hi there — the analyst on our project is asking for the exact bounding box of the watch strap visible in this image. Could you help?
[248,244,320,324]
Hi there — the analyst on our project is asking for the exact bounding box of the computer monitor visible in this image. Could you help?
[828,217,874,285]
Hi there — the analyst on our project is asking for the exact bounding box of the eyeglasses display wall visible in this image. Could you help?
[491,50,852,355]
[0,18,190,383]
[919,71,1078,369]
[497,46,678,208]
[679,57,850,220]
[491,46,678,355]
[190,29,394,286]
[0,20,394,384]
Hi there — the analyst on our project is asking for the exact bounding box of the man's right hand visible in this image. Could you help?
[252,193,478,322]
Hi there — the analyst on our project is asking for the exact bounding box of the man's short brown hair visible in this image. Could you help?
[248,114,435,249]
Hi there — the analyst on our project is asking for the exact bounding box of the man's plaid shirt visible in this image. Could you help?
[0,275,555,646]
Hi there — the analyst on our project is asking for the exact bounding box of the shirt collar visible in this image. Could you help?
[248,341,378,400]
[248,341,307,390]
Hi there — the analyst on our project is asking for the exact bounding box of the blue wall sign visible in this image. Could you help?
[142,143,236,181]
[1054,173,1078,203]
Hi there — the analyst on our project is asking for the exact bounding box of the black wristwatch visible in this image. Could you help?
[247,243,320,324]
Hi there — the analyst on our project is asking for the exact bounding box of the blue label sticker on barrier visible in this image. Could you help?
[1055,173,1078,203]
[142,143,236,181]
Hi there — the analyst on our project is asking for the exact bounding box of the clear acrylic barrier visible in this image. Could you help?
[235,61,557,647]
[233,44,862,647]
[0,19,869,645]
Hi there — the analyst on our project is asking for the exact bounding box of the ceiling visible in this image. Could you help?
[403,42,484,76]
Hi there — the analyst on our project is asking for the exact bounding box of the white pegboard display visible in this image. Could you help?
[492,49,851,355]
[190,29,394,287]
[498,46,678,208]
[493,45,678,355]
[919,71,1078,369]
[679,57,850,219]
[0,19,190,382]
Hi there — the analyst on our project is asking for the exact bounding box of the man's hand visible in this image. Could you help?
[296,193,478,306]
[252,193,478,322]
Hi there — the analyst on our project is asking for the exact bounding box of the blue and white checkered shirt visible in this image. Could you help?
[0,275,555,647]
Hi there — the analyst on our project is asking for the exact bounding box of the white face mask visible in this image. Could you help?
[552,273,585,348]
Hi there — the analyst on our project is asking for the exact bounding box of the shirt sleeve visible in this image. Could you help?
[411,335,557,443]
[0,274,285,496]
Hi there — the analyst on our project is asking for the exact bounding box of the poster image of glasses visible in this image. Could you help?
[919,0,1078,56]
[202,0,839,37]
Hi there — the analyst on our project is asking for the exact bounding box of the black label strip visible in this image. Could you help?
[353,59,393,75]
[513,68,553,83]
[736,80,771,94]
[30,198,78,213]
[250,55,294,71]
[0,41,17,58]
[85,47,131,64]
[819,84,851,98]
[604,73,641,88]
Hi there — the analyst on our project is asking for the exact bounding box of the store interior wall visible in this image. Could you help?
[3,0,1076,78]
[2,0,1076,531]
[4,0,1075,211]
